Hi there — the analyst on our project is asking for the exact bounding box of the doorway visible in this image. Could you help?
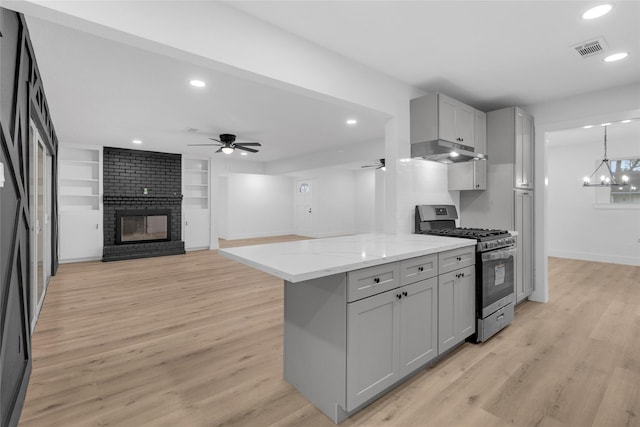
[295,178,314,237]
[29,121,51,332]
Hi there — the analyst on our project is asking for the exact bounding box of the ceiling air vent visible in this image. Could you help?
[186,128,199,133]
[571,37,609,58]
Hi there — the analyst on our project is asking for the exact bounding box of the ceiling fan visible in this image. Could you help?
[188,133,262,154]
[362,159,385,171]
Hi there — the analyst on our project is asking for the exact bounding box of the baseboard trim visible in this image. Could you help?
[548,250,640,266]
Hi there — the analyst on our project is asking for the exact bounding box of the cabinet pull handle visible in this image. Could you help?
[418,266,424,272]
[497,314,505,321]
[402,291,408,297]
[396,294,402,299]
[373,277,380,284]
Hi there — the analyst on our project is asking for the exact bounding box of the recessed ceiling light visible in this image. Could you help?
[132,139,142,144]
[583,125,593,129]
[620,119,632,123]
[240,152,248,156]
[601,123,611,126]
[582,4,612,20]
[189,79,206,88]
[346,119,357,125]
[604,52,629,62]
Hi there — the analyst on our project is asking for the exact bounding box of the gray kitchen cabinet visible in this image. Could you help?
[410,93,481,149]
[447,159,487,190]
[474,109,487,155]
[346,288,400,411]
[347,263,400,302]
[515,190,534,303]
[515,109,534,189]
[346,275,439,410]
[280,244,476,423]
[438,265,475,354]
[399,277,438,377]
[459,105,535,304]
[438,246,475,274]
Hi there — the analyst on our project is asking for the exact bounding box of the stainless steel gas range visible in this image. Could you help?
[415,204,516,342]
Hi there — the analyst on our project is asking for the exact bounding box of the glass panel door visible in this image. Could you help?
[30,120,50,332]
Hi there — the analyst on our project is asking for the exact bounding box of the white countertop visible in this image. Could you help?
[219,233,476,283]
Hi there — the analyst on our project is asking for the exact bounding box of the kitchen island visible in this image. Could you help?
[220,234,477,423]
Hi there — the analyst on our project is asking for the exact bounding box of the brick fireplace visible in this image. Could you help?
[102,147,185,261]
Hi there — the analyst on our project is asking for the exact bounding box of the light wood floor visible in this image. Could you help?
[19,237,640,427]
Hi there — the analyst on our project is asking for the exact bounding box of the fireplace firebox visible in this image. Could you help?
[115,210,171,245]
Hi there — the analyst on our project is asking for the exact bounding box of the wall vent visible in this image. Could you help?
[186,128,199,133]
[571,37,609,58]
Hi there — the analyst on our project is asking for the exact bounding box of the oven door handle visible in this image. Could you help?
[481,246,517,261]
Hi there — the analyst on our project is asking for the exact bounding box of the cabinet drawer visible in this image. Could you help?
[439,246,475,275]
[400,254,438,286]
[347,263,400,302]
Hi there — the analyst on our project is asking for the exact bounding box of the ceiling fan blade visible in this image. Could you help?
[361,165,377,168]
[188,143,222,146]
[215,147,224,153]
[208,137,222,143]
[235,142,261,147]
[236,146,259,153]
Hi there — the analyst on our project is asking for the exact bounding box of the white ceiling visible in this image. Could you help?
[229,1,640,111]
[24,16,390,163]
[21,1,640,169]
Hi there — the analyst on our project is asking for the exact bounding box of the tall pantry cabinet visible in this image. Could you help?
[459,107,534,304]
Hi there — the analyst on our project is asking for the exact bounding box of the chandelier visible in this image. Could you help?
[582,126,629,187]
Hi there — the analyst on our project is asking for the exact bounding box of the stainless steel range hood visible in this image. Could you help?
[410,139,487,163]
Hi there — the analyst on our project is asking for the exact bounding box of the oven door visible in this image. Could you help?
[479,246,516,318]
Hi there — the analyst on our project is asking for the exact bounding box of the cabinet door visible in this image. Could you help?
[474,110,487,154]
[399,278,438,378]
[184,209,210,250]
[515,109,534,188]
[456,103,475,148]
[347,290,400,411]
[438,94,459,143]
[447,160,486,191]
[438,270,458,354]
[438,266,476,354]
[59,211,102,261]
[515,190,534,303]
[458,266,476,338]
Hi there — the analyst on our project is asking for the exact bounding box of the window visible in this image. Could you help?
[610,158,640,204]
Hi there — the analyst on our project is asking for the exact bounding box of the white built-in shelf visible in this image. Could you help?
[58,146,102,212]
[183,158,209,210]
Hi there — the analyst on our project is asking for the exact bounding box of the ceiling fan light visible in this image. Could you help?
[380,166,386,172]
[221,146,234,154]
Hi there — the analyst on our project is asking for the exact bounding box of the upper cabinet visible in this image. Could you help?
[411,93,483,149]
[438,94,475,148]
[514,110,534,189]
[486,107,534,189]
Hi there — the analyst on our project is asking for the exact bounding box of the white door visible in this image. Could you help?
[30,122,50,332]
[295,178,314,237]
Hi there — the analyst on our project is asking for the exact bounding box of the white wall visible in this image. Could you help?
[217,173,294,240]
[396,159,459,234]
[547,129,640,266]
[292,169,356,238]
[354,169,376,234]
[524,82,640,303]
